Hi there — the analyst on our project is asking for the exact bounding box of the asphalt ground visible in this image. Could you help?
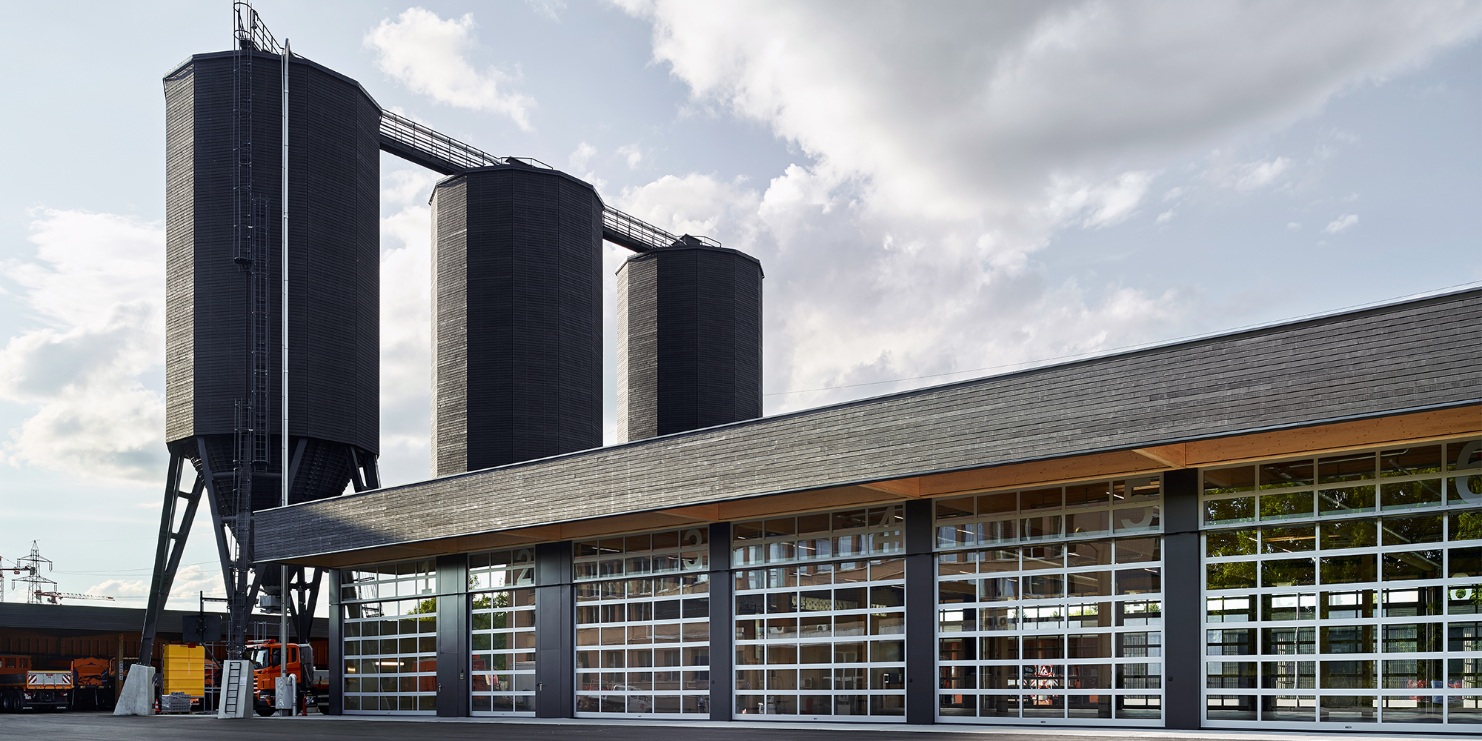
[0,713,1450,741]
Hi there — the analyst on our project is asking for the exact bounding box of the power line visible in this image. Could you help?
[50,560,218,576]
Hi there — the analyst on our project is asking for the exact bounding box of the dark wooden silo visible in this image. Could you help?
[431,165,603,475]
[617,237,763,442]
[163,50,381,509]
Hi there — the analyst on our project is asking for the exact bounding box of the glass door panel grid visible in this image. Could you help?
[732,505,908,721]
[574,527,711,717]
[340,559,438,715]
[469,548,537,716]
[934,476,1165,726]
[1201,437,1482,730]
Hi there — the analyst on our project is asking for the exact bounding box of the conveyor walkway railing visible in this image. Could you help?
[379,110,707,253]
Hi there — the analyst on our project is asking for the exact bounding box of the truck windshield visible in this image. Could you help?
[246,648,279,668]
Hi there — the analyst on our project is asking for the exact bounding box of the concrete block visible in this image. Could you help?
[112,664,154,716]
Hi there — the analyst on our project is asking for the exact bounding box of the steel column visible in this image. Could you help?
[904,499,935,725]
[436,554,469,717]
[326,568,343,715]
[1162,469,1202,729]
[707,522,733,721]
[534,541,573,718]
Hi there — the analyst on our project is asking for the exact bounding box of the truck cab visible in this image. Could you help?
[245,641,325,716]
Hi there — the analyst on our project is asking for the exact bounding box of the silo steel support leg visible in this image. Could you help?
[348,446,379,492]
[285,437,307,501]
[285,566,322,644]
[361,458,380,490]
[139,452,206,665]
[197,439,235,603]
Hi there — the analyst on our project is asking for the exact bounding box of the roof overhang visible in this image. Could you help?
[255,288,1482,567]
[263,405,1481,568]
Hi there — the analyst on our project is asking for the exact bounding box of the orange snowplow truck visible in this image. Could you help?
[70,658,114,711]
[0,655,72,712]
[244,640,329,716]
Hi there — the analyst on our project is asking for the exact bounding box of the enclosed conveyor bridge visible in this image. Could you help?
[379,110,698,253]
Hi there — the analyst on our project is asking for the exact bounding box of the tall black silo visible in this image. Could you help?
[155,46,381,656]
[617,237,764,442]
[163,50,381,505]
[431,164,603,475]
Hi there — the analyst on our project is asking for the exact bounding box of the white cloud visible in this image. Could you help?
[1324,213,1359,233]
[1045,170,1159,229]
[88,562,223,609]
[366,8,536,130]
[1287,222,1302,231]
[526,0,567,22]
[607,1,1482,407]
[564,142,607,193]
[0,209,165,486]
[617,170,1185,414]
[1207,156,1292,192]
[568,141,597,171]
[376,166,439,486]
[617,144,644,169]
[620,1,1482,221]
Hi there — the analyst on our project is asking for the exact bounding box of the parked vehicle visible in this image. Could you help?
[69,658,114,711]
[244,640,328,715]
[0,655,72,712]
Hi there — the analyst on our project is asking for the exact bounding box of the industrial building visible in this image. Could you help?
[0,602,327,709]
[145,5,1480,733]
[252,289,1481,731]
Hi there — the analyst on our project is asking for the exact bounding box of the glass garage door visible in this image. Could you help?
[468,548,537,715]
[573,528,712,717]
[339,560,439,714]
[1202,438,1482,730]
[732,505,908,720]
[935,477,1165,725]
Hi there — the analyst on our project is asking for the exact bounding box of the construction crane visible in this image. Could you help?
[32,591,116,605]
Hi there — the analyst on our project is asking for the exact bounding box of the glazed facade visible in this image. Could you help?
[328,435,1481,731]
[935,476,1165,724]
[1202,439,1482,729]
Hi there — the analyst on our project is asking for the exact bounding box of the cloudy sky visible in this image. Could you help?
[0,1,1478,610]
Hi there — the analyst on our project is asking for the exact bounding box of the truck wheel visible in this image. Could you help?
[255,704,277,717]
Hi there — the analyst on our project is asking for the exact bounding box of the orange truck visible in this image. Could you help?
[244,640,328,715]
[0,655,72,712]
[69,658,114,711]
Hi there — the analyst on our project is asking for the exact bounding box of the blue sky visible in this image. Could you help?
[0,1,1478,609]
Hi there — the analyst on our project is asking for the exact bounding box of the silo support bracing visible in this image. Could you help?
[141,436,379,660]
[137,453,206,666]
